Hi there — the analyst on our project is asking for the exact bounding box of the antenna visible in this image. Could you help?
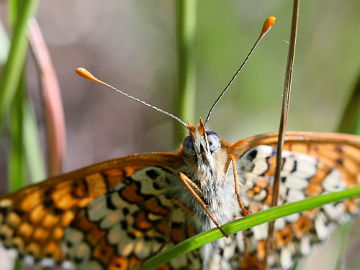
[75,67,188,128]
[204,16,276,125]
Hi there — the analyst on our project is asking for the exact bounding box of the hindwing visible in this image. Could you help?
[230,132,360,269]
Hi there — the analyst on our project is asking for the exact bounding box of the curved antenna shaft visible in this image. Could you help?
[204,16,276,125]
[75,68,188,128]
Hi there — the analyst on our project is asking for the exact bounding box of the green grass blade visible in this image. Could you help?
[133,186,360,270]
[0,0,40,129]
[23,101,46,183]
[8,71,26,192]
[7,0,18,26]
[4,2,44,269]
[337,74,360,134]
[174,0,197,145]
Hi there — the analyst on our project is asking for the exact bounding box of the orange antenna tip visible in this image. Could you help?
[260,16,276,37]
[75,67,98,82]
[205,16,275,125]
[74,68,187,127]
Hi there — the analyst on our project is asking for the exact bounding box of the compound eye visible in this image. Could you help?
[206,131,220,152]
[183,136,195,156]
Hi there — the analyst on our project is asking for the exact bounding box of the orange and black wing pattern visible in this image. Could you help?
[1,132,360,270]
[0,153,200,269]
[230,131,360,269]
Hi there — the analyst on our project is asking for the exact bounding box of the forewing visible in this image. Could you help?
[64,165,201,270]
[0,153,201,269]
[230,132,360,269]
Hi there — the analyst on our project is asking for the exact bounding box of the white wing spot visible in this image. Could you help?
[251,159,269,175]
[134,240,151,259]
[314,212,329,240]
[73,242,90,261]
[107,224,122,245]
[256,145,274,157]
[284,176,308,190]
[62,261,75,269]
[64,228,84,245]
[280,243,295,269]
[322,169,345,192]
[275,217,286,231]
[323,203,344,220]
[39,258,55,268]
[290,155,317,179]
[253,190,267,201]
[285,213,300,223]
[100,210,122,229]
[87,197,111,222]
[300,236,311,255]
[23,255,34,265]
[286,189,305,203]
[110,190,126,208]
[253,223,268,241]
[117,229,135,257]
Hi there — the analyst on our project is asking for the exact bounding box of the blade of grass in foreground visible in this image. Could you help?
[133,186,360,270]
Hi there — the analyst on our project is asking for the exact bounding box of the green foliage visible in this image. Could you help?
[0,0,44,191]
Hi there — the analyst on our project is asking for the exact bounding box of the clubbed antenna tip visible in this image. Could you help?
[204,16,276,125]
[75,67,188,128]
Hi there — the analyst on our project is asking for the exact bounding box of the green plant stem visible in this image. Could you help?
[8,71,26,192]
[0,0,40,129]
[174,0,197,145]
[4,2,43,269]
[337,73,360,134]
[23,101,46,182]
[133,186,360,270]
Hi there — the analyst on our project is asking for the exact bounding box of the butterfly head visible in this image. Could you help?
[182,119,226,182]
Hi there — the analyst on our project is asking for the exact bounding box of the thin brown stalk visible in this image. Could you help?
[264,0,300,267]
[28,19,66,176]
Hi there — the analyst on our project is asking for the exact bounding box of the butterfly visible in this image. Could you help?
[0,124,360,270]
[1,17,360,270]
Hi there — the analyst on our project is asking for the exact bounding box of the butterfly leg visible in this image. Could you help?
[172,198,194,215]
[230,154,251,216]
[178,172,229,237]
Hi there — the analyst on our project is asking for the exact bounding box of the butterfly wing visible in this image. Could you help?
[1,132,359,269]
[230,131,360,269]
[0,153,200,269]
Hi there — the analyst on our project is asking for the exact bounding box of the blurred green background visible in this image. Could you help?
[0,0,360,269]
